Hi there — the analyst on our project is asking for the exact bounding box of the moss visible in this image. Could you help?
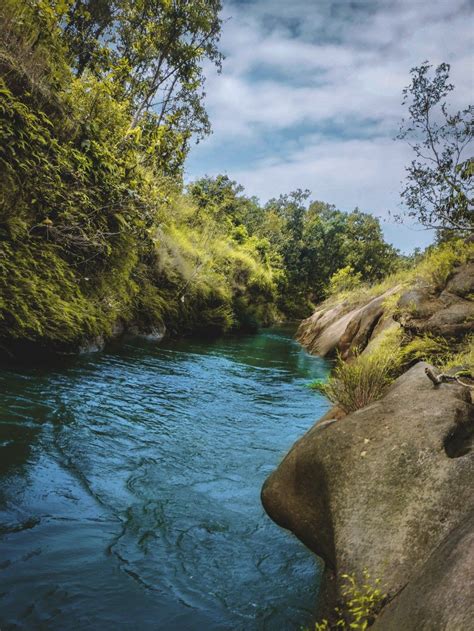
[0,239,102,347]
[0,32,279,355]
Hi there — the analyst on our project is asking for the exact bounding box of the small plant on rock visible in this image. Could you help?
[310,570,386,631]
[313,328,404,412]
[442,334,474,377]
[400,334,452,366]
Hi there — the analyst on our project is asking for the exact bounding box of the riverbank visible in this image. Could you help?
[262,242,474,629]
[1,1,406,363]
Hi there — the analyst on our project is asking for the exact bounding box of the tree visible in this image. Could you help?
[62,0,223,168]
[264,190,311,306]
[188,175,246,225]
[185,177,401,316]
[63,0,117,77]
[341,209,399,281]
[397,62,473,232]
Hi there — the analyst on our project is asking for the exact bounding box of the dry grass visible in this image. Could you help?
[322,239,474,314]
[310,328,404,412]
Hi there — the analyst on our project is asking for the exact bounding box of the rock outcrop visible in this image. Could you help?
[372,509,474,631]
[126,323,166,342]
[297,260,474,359]
[261,362,474,628]
[77,321,166,354]
[296,287,401,359]
[397,261,474,339]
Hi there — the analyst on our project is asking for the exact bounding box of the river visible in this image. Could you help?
[0,325,330,630]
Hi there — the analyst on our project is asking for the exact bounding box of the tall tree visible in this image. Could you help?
[397,62,473,232]
[341,209,399,281]
[62,0,223,168]
[63,0,117,76]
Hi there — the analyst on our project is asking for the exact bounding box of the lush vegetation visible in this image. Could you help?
[310,239,474,412]
[188,180,401,317]
[310,328,403,413]
[0,0,405,357]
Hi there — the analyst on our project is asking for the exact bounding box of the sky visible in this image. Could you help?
[185,0,474,252]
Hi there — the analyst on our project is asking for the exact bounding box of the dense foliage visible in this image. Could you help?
[0,0,402,356]
[189,180,400,316]
[310,238,474,412]
[0,0,274,355]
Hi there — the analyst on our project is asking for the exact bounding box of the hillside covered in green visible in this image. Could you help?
[0,0,410,358]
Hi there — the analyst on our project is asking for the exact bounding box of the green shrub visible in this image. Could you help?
[309,570,386,631]
[400,334,452,367]
[327,265,363,297]
[416,239,473,290]
[322,240,473,315]
[313,328,404,412]
[442,335,474,376]
[0,10,280,352]
[318,352,393,413]
[0,241,102,346]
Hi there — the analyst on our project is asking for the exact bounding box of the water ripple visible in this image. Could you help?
[0,326,329,630]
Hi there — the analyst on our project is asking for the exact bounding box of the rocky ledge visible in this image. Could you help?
[262,362,474,628]
[296,260,474,360]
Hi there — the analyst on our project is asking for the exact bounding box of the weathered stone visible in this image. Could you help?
[338,290,398,358]
[396,262,474,339]
[296,287,400,359]
[399,288,474,339]
[397,287,439,318]
[127,324,166,341]
[298,261,474,361]
[318,405,347,423]
[79,335,106,354]
[372,510,474,631]
[446,261,474,298]
[261,362,474,619]
[297,302,352,356]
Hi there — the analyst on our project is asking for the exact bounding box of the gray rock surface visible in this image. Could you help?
[261,362,474,625]
[126,324,166,341]
[296,287,400,359]
[397,263,474,339]
[372,510,474,631]
[297,261,474,360]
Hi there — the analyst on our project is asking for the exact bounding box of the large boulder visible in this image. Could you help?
[396,262,474,339]
[296,287,400,359]
[297,261,474,359]
[372,510,474,630]
[397,296,473,341]
[446,260,474,298]
[261,362,474,624]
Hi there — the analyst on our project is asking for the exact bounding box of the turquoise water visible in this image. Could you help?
[0,326,330,630]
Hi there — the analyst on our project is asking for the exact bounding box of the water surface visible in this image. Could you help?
[0,326,330,630]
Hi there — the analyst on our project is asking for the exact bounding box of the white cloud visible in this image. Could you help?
[233,137,409,206]
[187,0,474,250]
